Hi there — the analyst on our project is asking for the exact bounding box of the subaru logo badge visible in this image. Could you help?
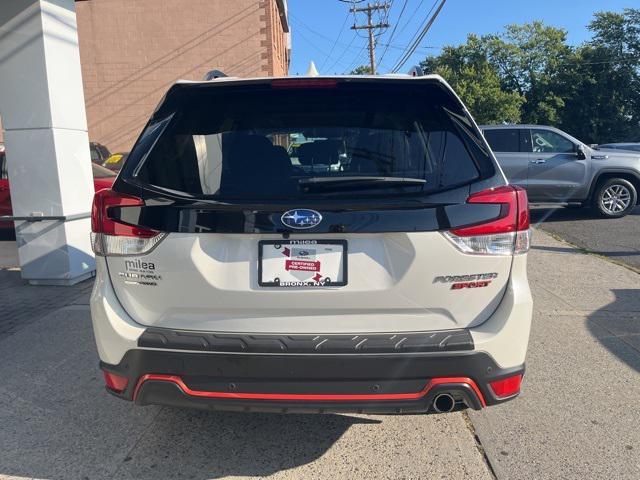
[281,209,323,229]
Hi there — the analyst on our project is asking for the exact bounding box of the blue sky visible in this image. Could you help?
[287,0,636,75]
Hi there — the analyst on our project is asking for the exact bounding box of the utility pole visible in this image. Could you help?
[350,2,389,74]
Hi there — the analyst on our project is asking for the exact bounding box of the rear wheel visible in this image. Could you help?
[593,178,637,218]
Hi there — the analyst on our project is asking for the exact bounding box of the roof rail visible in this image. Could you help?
[408,65,424,77]
[203,70,228,81]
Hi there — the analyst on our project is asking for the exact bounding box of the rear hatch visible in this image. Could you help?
[92,77,529,333]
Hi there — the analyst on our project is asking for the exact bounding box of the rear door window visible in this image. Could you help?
[134,83,493,202]
[483,129,520,153]
[519,129,532,153]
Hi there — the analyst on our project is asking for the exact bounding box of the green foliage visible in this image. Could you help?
[421,36,524,124]
[419,9,640,143]
[350,65,374,75]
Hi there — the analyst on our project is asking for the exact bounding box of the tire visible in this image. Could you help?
[592,178,637,218]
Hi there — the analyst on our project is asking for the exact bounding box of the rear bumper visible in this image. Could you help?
[101,348,524,414]
[91,253,532,413]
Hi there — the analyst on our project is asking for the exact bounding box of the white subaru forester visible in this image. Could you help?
[90,74,532,414]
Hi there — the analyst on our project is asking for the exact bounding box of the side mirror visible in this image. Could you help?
[576,144,587,160]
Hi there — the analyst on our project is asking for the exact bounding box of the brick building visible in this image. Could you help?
[74,0,290,152]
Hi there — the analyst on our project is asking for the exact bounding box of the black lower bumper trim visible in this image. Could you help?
[138,327,474,354]
[136,379,484,414]
[101,349,524,413]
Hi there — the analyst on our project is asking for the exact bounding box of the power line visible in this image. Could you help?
[391,0,447,73]
[391,0,428,42]
[376,0,408,68]
[327,33,360,73]
[343,41,370,74]
[389,0,438,71]
[293,16,439,53]
[319,12,351,71]
[350,2,391,74]
[292,24,354,71]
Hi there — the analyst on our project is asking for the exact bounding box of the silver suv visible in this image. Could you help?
[90,75,532,415]
[482,125,640,218]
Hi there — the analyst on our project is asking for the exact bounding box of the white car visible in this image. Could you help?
[90,74,532,414]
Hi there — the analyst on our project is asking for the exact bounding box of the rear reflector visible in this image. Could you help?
[444,185,530,255]
[91,189,165,256]
[103,371,129,393]
[489,374,522,398]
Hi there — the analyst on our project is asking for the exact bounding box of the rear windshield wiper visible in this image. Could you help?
[299,176,426,191]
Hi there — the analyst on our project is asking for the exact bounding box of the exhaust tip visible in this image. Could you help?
[433,393,456,413]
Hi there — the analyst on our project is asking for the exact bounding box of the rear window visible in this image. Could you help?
[133,82,492,201]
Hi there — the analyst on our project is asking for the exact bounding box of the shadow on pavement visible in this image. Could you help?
[587,289,640,374]
[115,408,381,479]
[0,306,380,480]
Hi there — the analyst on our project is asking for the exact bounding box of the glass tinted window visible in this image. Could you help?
[531,129,575,153]
[0,153,6,180]
[483,129,520,153]
[135,83,490,201]
[519,129,532,153]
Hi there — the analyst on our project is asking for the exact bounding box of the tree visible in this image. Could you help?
[350,65,374,75]
[483,22,573,125]
[559,9,640,143]
[418,10,640,143]
[421,35,523,124]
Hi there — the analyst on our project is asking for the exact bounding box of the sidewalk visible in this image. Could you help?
[471,229,640,479]
[0,241,92,340]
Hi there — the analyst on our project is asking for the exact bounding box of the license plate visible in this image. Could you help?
[258,240,347,287]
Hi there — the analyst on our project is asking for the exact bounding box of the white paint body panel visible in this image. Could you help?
[104,232,513,334]
[91,250,532,368]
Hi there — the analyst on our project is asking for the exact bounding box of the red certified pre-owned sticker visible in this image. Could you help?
[285,260,321,272]
[451,280,492,290]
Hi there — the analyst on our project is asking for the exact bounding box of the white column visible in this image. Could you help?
[0,0,95,285]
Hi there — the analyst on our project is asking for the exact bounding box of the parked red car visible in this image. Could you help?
[0,150,115,230]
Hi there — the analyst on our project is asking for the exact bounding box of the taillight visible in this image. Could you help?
[90,189,165,256]
[103,371,129,393]
[443,185,530,255]
[489,374,522,398]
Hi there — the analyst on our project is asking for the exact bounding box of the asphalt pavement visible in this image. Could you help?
[531,205,640,271]
[0,227,639,479]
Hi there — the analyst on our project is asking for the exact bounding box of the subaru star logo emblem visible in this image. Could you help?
[281,209,323,229]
